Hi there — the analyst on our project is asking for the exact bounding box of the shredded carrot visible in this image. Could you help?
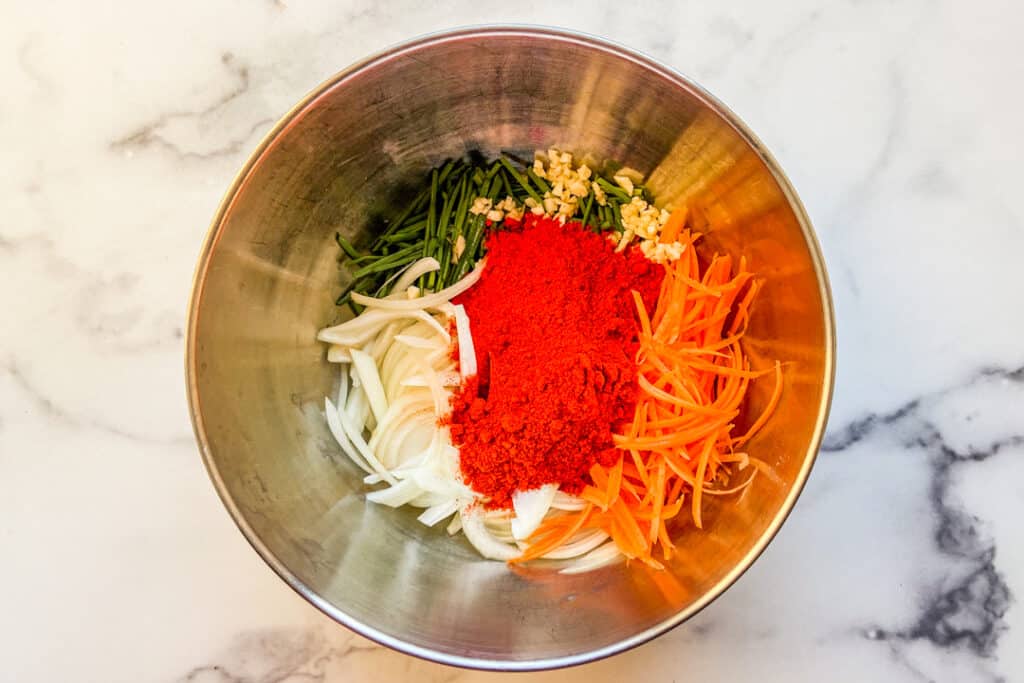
[521,223,782,567]
[659,207,689,244]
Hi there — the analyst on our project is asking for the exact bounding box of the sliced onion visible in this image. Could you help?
[510,484,559,541]
[559,542,623,574]
[350,349,389,425]
[426,345,451,366]
[344,383,370,429]
[392,257,441,294]
[370,393,433,451]
[434,302,456,317]
[460,506,520,561]
[539,530,609,560]
[551,491,588,511]
[371,320,408,364]
[400,371,457,388]
[417,499,459,527]
[351,260,485,311]
[327,345,352,363]
[391,417,436,467]
[419,359,449,416]
[413,468,473,500]
[452,304,477,379]
[316,309,409,345]
[336,366,349,409]
[337,404,395,485]
[319,279,499,550]
[394,334,445,350]
[488,527,517,545]
[324,397,372,474]
[409,491,455,508]
[364,450,429,484]
[366,479,423,507]
[318,309,449,346]
[446,514,463,535]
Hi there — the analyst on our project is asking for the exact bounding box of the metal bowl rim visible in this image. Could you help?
[184,23,836,672]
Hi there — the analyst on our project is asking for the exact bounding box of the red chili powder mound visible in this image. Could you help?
[447,214,663,508]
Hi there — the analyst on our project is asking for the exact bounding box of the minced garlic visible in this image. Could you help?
[620,196,665,241]
[452,234,466,262]
[534,148,593,219]
[469,197,493,216]
[640,239,687,264]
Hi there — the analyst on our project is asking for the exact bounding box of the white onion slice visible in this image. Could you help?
[460,507,520,561]
[446,514,463,535]
[324,397,372,475]
[344,383,370,430]
[392,257,441,294]
[336,366,349,410]
[434,302,456,317]
[559,542,624,574]
[351,260,485,311]
[371,393,433,449]
[366,479,423,507]
[318,309,449,346]
[394,334,445,350]
[510,484,559,541]
[371,320,405,364]
[379,417,434,471]
[417,499,460,527]
[350,349,389,426]
[338,406,395,485]
[413,468,473,500]
[551,491,588,511]
[418,360,448,416]
[452,304,477,379]
[363,450,429,484]
[539,530,609,560]
[327,345,351,363]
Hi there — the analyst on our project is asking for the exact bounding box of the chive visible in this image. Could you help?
[487,172,506,201]
[455,218,484,280]
[610,202,623,231]
[440,176,470,286]
[471,167,485,187]
[334,279,357,306]
[371,192,424,249]
[348,254,380,266]
[419,169,440,289]
[596,177,631,202]
[526,168,550,194]
[498,157,542,203]
[499,170,514,200]
[353,253,418,279]
[580,193,594,229]
[485,159,503,181]
[352,244,420,278]
[382,223,427,244]
[335,233,360,260]
[436,158,458,185]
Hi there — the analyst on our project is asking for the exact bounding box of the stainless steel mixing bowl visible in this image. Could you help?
[186,26,834,670]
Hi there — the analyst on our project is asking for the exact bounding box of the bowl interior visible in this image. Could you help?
[188,28,832,669]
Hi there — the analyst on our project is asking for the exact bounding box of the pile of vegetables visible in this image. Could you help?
[333,151,659,313]
[317,149,781,573]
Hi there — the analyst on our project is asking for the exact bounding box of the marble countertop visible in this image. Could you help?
[3,1,1022,681]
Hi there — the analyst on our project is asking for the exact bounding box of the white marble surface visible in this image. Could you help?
[2,1,1022,681]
